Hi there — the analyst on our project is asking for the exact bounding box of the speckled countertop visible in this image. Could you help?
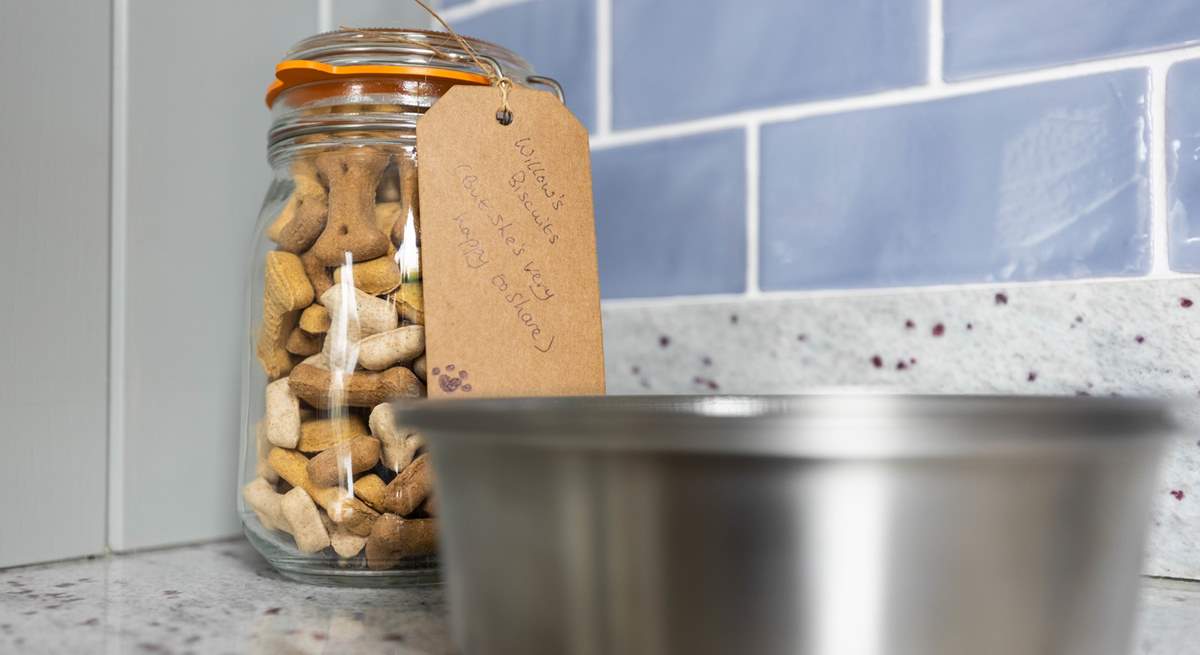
[0,540,451,654]
[1,539,1198,654]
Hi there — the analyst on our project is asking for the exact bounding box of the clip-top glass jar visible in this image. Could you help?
[238,29,552,585]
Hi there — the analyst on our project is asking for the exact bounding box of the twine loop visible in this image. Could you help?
[410,0,514,123]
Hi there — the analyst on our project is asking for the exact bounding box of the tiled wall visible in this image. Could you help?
[438,0,1200,299]
[437,0,1200,591]
[104,0,426,554]
[5,0,1199,584]
[1,0,433,567]
[1,1,111,568]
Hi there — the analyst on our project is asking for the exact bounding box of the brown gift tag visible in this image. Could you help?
[416,84,606,398]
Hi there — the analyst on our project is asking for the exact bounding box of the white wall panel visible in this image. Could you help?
[115,0,318,550]
[0,1,112,567]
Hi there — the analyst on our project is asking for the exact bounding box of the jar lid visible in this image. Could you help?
[266,60,490,108]
[265,28,530,108]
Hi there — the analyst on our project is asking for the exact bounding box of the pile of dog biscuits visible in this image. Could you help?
[243,146,436,570]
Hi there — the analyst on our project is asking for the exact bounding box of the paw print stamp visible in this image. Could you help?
[432,364,472,394]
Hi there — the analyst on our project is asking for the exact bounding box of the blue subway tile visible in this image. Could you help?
[592,130,746,298]
[1167,60,1200,271]
[945,0,1200,80]
[458,0,596,132]
[330,0,440,27]
[612,0,926,129]
[759,71,1151,291]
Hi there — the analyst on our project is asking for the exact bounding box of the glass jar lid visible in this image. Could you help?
[266,28,534,108]
[265,29,558,160]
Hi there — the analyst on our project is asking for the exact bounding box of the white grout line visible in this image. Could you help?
[599,271,1200,310]
[595,0,613,135]
[589,43,1200,151]
[1149,61,1173,274]
[108,0,130,553]
[318,0,333,33]
[744,123,761,296]
[441,0,531,23]
[927,0,944,86]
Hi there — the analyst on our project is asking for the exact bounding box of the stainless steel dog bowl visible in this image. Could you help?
[400,395,1172,655]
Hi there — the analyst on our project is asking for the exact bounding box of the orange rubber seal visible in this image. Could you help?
[266,59,491,108]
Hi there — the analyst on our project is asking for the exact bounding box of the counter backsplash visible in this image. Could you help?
[603,277,1200,581]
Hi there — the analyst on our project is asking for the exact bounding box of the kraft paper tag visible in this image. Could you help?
[415,84,606,398]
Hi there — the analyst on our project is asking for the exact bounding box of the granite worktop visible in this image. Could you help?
[1,539,1198,654]
[0,540,451,654]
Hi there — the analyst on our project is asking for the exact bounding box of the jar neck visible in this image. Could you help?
[284,29,530,81]
[267,29,535,164]
[268,126,416,167]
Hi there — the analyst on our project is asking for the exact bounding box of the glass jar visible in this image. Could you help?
[238,29,546,585]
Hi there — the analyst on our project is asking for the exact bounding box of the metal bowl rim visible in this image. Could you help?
[393,394,1174,457]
